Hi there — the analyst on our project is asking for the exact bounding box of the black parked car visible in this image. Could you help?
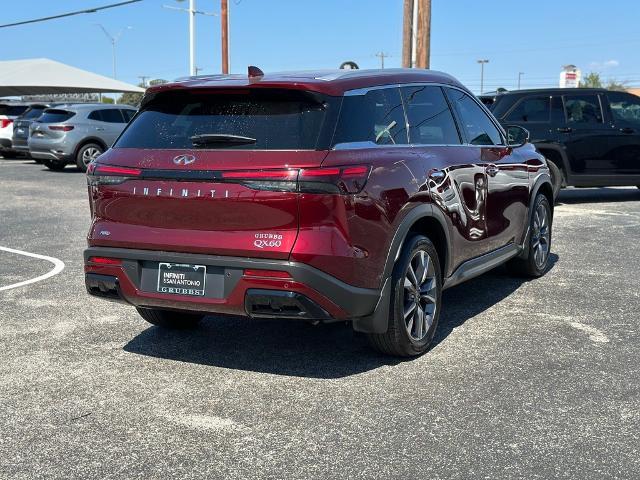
[489,88,640,197]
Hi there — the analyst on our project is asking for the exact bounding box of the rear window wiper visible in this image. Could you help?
[190,133,257,147]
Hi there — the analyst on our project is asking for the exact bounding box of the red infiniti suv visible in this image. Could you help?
[84,68,553,356]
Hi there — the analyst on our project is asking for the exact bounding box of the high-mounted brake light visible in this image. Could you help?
[48,125,74,132]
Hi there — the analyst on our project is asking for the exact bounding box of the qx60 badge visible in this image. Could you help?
[173,154,196,166]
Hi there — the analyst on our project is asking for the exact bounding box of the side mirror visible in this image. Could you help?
[505,125,530,147]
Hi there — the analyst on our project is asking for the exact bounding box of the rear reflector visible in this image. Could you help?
[88,256,122,265]
[243,269,292,279]
[48,125,74,132]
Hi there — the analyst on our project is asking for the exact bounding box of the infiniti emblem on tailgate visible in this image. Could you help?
[173,154,196,166]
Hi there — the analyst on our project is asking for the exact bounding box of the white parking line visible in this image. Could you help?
[0,246,65,292]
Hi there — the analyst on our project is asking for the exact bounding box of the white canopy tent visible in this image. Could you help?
[0,58,145,97]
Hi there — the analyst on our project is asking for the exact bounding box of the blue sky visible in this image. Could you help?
[2,0,640,93]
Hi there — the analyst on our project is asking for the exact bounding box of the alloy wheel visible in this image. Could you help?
[82,146,102,166]
[531,203,550,268]
[403,250,438,341]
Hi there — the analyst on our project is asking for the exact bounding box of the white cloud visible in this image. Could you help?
[589,59,620,71]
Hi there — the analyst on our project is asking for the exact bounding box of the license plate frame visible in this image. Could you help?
[157,262,206,296]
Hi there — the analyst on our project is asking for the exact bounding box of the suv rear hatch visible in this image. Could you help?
[88,88,348,260]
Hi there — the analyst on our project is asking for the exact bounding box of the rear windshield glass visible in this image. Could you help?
[37,110,75,123]
[21,107,47,120]
[115,89,337,150]
[0,105,29,116]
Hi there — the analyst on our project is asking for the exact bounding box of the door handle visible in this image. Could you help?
[557,127,573,133]
[485,164,499,177]
[619,127,635,134]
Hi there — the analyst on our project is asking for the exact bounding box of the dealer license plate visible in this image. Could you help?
[157,263,206,296]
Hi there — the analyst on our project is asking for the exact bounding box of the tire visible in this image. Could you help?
[76,143,104,172]
[507,194,552,277]
[546,160,563,202]
[43,159,67,171]
[136,307,203,329]
[367,235,442,357]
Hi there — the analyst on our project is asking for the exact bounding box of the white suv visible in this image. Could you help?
[0,103,29,158]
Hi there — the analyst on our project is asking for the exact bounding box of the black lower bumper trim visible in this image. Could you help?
[245,289,333,321]
[85,273,124,302]
[84,247,381,319]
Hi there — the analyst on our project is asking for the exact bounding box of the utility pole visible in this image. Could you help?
[402,0,431,69]
[518,72,524,89]
[402,0,413,68]
[477,59,489,94]
[375,52,390,69]
[138,75,150,87]
[221,0,229,74]
[194,66,203,75]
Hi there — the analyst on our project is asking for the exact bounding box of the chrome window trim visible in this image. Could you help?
[342,82,507,147]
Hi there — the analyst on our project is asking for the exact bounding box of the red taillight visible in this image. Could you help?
[0,119,13,128]
[299,165,370,194]
[88,257,122,265]
[220,165,371,195]
[48,125,74,132]
[87,164,142,186]
[95,165,141,176]
[243,269,292,279]
[221,169,297,179]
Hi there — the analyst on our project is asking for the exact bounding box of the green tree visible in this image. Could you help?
[118,78,168,106]
[580,72,627,91]
[580,72,602,88]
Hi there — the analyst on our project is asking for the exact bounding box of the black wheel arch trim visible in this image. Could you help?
[534,143,571,179]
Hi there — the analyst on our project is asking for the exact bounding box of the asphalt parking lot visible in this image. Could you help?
[1,157,639,479]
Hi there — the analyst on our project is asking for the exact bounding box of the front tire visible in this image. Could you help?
[136,307,203,329]
[76,143,104,172]
[507,194,552,277]
[367,235,442,357]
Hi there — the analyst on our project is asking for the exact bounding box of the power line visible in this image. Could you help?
[0,0,143,29]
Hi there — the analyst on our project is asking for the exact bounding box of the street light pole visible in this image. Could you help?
[518,71,524,89]
[95,24,131,104]
[477,59,489,94]
[164,1,217,76]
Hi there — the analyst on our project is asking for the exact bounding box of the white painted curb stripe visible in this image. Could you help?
[0,246,65,292]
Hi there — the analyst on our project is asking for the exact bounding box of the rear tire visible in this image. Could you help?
[136,307,203,329]
[76,143,104,172]
[367,235,442,357]
[507,194,552,277]
[43,159,67,171]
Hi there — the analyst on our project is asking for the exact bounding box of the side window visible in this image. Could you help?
[607,92,640,126]
[333,87,407,146]
[87,110,103,121]
[446,88,502,145]
[121,109,136,122]
[100,109,126,123]
[505,96,551,123]
[563,95,603,124]
[401,86,460,145]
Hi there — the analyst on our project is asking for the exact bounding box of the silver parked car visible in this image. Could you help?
[29,104,136,171]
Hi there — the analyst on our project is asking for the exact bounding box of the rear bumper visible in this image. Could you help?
[28,137,74,161]
[83,246,381,321]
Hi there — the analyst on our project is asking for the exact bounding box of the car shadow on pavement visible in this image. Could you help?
[557,187,640,205]
[123,254,558,379]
